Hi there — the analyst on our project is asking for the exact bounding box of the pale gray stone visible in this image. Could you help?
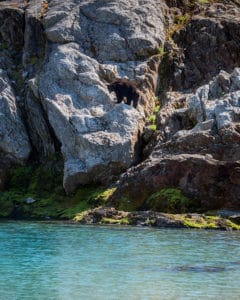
[187,68,240,130]
[0,69,31,164]
[38,0,166,193]
[25,197,36,204]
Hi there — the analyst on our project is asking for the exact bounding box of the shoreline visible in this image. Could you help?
[2,207,240,230]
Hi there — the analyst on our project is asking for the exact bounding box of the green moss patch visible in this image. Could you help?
[60,188,116,219]
[149,124,157,131]
[181,215,219,229]
[100,217,130,225]
[117,190,149,211]
[0,159,116,220]
[170,214,240,230]
[146,188,194,213]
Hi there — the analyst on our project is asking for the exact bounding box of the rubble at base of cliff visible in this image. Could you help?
[73,207,240,231]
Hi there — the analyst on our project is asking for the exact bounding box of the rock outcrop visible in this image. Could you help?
[0,0,239,212]
[0,0,167,194]
[162,1,240,90]
[110,1,240,212]
[38,0,166,193]
[0,69,31,165]
[0,5,31,168]
[112,68,240,211]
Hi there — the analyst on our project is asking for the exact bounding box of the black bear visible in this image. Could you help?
[107,78,140,108]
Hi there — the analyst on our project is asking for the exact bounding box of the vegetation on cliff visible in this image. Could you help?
[0,155,115,220]
[0,158,239,230]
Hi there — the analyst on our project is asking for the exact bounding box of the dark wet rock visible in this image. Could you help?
[229,215,240,225]
[23,0,56,159]
[0,168,7,190]
[77,207,185,228]
[0,6,24,49]
[9,204,23,220]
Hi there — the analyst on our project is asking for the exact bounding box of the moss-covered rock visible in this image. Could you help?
[0,158,116,220]
[145,188,195,213]
[100,217,130,225]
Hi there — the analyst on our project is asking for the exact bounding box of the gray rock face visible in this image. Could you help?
[38,0,166,193]
[0,69,31,165]
[0,0,166,193]
[1,0,239,211]
[0,5,31,168]
[44,0,165,61]
[186,68,240,133]
[113,68,240,210]
[39,43,144,193]
[163,2,240,90]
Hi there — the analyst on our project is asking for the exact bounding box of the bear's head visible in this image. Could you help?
[107,83,116,93]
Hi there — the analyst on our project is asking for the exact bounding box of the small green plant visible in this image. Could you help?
[176,15,188,24]
[166,13,190,41]
[88,188,116,206]
[154,105,160,113]
[158,46,167,56]
[150,124,157,131]
[147,96,160,131]
[149,114,156,124]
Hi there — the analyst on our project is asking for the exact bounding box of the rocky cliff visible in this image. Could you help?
[0,0,239,213]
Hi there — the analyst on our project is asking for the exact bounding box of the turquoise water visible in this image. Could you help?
[0,222,240,300]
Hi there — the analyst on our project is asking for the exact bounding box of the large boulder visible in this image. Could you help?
[38,0,167,194]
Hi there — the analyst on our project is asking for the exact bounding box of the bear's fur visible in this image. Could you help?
[107,78,140,108]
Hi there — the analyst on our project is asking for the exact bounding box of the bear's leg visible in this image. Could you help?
[133,96,139,108]
[126,96,132,106]
[116,91,123,103]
